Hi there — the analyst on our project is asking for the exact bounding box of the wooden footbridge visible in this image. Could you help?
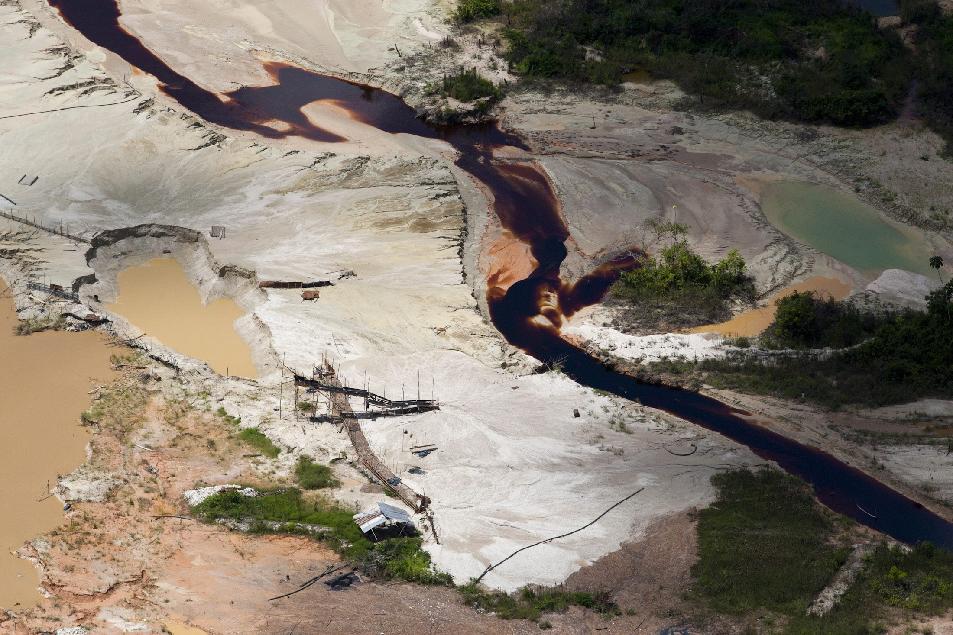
[293,361,435,512]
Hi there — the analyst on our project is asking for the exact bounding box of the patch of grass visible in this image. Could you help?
[785,542,953,633]
[192,488,450,585]
[237,427,280,458]
[460,582,619,622]
[294,456,339,489]
[192,487,366,555]
[216,406,241,426]
[692,469,848,616]
[455,0,501,23]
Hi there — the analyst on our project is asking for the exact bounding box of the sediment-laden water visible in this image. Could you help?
[0,282,117,607]
[106,258,258,378]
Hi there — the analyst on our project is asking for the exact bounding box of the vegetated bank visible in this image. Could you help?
[608,234,755,332]
[692,468,953,633]
[191,486,620,625]
[457,0,953,152]
[653,277,953,409]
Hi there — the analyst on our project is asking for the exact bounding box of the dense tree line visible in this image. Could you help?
[458,0,953,148]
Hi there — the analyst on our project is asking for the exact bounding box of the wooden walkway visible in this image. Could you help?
[315,363,431,512]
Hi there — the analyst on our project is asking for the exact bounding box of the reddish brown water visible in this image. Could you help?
[48,0,953,548]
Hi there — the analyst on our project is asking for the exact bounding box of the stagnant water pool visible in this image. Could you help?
[48,0,953,549]
[762,181,933,277]
[106,258,258,378]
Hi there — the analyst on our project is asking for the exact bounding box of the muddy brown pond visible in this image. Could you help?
[106,258,258,378]
[0,282,117,608]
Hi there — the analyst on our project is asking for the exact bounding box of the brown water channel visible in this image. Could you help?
[0,282,117,608]
[106,258,257,378]
[48,0,953,548]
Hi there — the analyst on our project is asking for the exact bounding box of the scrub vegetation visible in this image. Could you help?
[611,239,755,328]
[693,469,953,633]
[901,0,953,154]
[654,279,953,408]
[473,0,953,149]
[459,583,619,623]
[191,488,451,585]
[496,0,910,127]
[14,314,66,335]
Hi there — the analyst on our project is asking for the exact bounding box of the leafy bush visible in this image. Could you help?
[455,0,502,23]
[693,469,848,616]
[359,537,453,585]
[237,427,280,458]
[611,242,754,326]
[294,456,338,489]
[786,542,953,633]
[765,291,885,349]
[439,67,502,103]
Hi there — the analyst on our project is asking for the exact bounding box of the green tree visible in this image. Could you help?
[930,255,945,282]
[772,292,821,347]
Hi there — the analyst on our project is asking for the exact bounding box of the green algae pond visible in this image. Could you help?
[761,182,933,277]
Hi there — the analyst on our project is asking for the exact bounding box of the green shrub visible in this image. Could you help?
[440,67,502,103]
[237,428,280,458]
[359,537,453,585]
[294,456,339,489]
[455,0,501,23]
[611,242,754,326]
[766,291,885,349]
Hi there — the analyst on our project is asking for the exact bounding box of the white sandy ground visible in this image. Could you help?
[0,1,761,593]
[564,322,730,363]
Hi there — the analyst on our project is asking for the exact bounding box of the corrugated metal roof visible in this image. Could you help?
[353,502,413,533]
